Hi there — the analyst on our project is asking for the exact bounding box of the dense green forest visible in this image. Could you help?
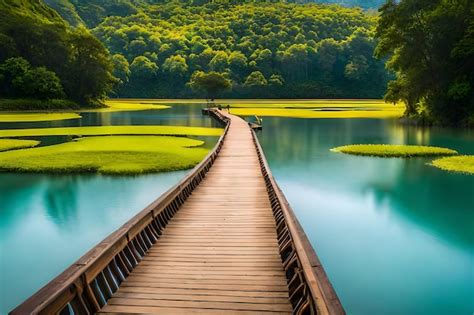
[48,0,389,98]
[0,0,473,125]
[299,0,385,9]
[0,0,115,107]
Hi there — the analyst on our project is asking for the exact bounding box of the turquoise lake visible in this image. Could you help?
[0,104,473,314]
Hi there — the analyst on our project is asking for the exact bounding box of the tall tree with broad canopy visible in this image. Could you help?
[375,0,474,125]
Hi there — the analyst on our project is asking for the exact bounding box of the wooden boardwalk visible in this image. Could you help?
[11,108,344,315]
[98,111,293,314]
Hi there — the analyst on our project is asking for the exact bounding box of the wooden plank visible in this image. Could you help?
[105,297,293,312]
[99,111,293,314]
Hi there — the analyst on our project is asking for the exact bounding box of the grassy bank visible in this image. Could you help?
[431,156,474,175]
[0,113,81,122]
[0,125,223,138]
[0,139,40,152]
[331,144,458,157]
[0,136,209,175]
[0,99,89,111]
[83,101,171,113]
[224,100,405,119]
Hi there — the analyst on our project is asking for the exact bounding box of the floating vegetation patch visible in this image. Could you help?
[0,139,40,152]
[0,125,223,138]
[330,144,458,157]
[430,156,474,175]
[0,113,81,122]
[0,136,209,175]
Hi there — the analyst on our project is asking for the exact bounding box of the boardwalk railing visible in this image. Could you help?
[11,109,344,315]
[252,129,345,315]
[10,110,230,315]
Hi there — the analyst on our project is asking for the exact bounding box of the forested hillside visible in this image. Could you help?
[0,0,115,106]
[59,1,387,98]
[298,0,385,9]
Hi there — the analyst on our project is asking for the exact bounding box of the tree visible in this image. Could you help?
[21,66,64,99]
[162,55,188,78]
[244,71,268,87]
[112,54,130,84]
[130,56,158,80]
[65,28,116,102]
[209,51,229,72]
[375,0,474,125]
[188,71,231,99]
[228,51,248,80]
[0,57,29,96]
[344,55,369,80]
[0,57,63,99]
[269,74,284,86]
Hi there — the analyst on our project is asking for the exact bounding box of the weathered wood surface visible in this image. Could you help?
[98,110,293,314]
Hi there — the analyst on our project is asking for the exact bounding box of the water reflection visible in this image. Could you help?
[257,117,474,314]
[44,177,79,227]
[0,103,217,313]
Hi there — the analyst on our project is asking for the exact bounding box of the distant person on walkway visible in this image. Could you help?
[227,105,230,113]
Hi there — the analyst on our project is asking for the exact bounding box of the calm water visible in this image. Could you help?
[0,104,218,314]
[257,118,474,315]
[0,104,473,314]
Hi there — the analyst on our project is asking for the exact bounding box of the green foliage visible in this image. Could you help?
[375,0,474,126]
[0,136,209,175]
[0,57,64,99]
[296,0,386,9]
[87,1,389,98]
[431,155,474,175]
[330,144,458,157]
[244,71,268,87]
[188,71,232,99]
[0,98,81,110]
[0,0,116,105]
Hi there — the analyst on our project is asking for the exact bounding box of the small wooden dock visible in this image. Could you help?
[11,109,344,315]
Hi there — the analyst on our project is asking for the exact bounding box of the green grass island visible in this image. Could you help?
[0,136,210,175]
[330,144,458,158]
[430,156,474,175]
[0,139,40,152]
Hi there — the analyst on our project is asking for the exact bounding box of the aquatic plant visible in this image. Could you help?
[330,144,458,157]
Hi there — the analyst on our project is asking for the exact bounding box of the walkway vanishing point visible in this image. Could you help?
[11,109,344,315]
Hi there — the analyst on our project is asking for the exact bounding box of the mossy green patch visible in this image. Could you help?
[0,112,81,122]
[430,156,474,175]
[229,107,404,119]
[207,99,406,119]
[331,144,458,157]
[0,136,209,175]
[0,125,223,138]
[0,139,40,152]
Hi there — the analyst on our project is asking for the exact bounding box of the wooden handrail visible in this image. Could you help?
[251,128,345,315]
[11,108,344,315]
[10,110,231,315]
